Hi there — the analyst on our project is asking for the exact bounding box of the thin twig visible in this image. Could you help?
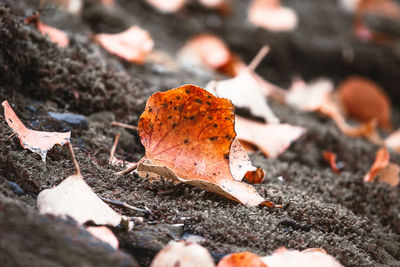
[68,142,81,176]
[248,45,270,72]
[109,132,121,164]
[114,162,138,176]
[7,133,16,139]
[98,195,154,216]
[111,121,138,131]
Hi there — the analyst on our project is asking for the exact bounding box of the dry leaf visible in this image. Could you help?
[95,26,154,64]
[286,78,334,111]
[243,167,265,184]
[86,226,119,249]
[337,76,392,130]
[151,241,215,267]
[137,85,278,207]
[2,100,70,161]
[37,173,122,226]
[25,13,69,47]
[261,247,343,267]
[178,34,245,76]
[322,150,341,174]
[248,0,298,31]
[199,0,231,15]
[385,129,400,153]
[218,252,267,267]
[235,115,305,158]
[357,0,400,19]
[146,0,186,13]
[364,148,399,186]
[206,68,280,124]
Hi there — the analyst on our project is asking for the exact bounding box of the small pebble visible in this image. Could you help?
[8,181,25,196]
[48,112,88,128]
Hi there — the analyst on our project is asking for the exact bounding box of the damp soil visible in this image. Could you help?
[1,0,400,266]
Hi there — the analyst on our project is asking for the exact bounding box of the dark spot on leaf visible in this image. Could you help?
[189,116,195,120]
[224,153,229,159]
[213,124,218,128]
[184,139,188,143]
[176,96,181,100]
[195,99,202,104]
[207,95,212,99]
[168,115,172,119]
[194,163,197,165]
[173,107,177,110]
[208,116,213,120]
[206,101,211,105]
[172,123,176,128]
[210,137,217,141]
[186,90,190,94]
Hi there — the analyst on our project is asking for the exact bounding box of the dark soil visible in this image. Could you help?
[1,0,400,266]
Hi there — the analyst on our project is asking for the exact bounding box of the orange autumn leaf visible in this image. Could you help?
[137,85,278,207]
[2,100,70,161]
[322,150,341,174]
[95,26,154,64]
[25,13,69,47]
[248,0,298,32]
[235,116,305,158]
[337,76,392,130]
[178,34,245,77]
[364,148,399,186]
[364,148,390,182]
[146,0,186,13]
[243,167,265,184]
[218,252,267,267]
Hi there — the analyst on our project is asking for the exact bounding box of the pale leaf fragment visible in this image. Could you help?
[2,100,70,161]
[86,226,119,249]
[385,129,400,153]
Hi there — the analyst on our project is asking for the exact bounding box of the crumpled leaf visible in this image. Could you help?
[261,247,343,267]
[364,148,399,186]
[235,115,305,158]
[86,226,119,249]
[248,0,298,32]
[95,26,154,64]
[37,173,122,226]
[178,34,245,77]
[137,85,278,206]
[337,76,392,130]
[218,252,267,267]
[206,68,280,124]
[150,241,215,267]
[2,100,70,161]
[385,129,400,153]
[25,13,69,47]
[146,0,186,13]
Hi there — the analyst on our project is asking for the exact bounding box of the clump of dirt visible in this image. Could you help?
[1,1,400,267]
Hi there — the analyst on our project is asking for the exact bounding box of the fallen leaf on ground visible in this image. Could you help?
[385,129,400,153]
[95,26,154,64]
[25,13,69,47]
[248,0,298,31]
[37,144,122,225]
[235,115,305,158]
[206,68,280,124]
[261,247,343,267]
[146,0,186,13]
[137,85,279,207]
[86,226,119,249]
[337,76,392,130]
[286,78,334,111]
[218,252,267,267]
[2,100,70,161]
[178,34,245,76]
[364,147,399,186]
[150,241,215,267]
[357,0,400,19]
[322,150,342,174]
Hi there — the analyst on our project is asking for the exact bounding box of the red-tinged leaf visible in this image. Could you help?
[261,247,343,267]
[337,76,392,130]
[364,148,390,182]
[145,0,186,13]
[235,115,305,158]
[248,0,298,32]
[137,85,278,206]
[95,26,154,64]
[385,129,400,153]
[25,14,69,47]
[322,150,341,174]
[206,68,280,124]
[218,252,267,267]
[150,241,215,267]
[377,163,400,186]
[86,226,119,249]
[2,100,70,161]
[357,0,400,19]
[178,34,245,77]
